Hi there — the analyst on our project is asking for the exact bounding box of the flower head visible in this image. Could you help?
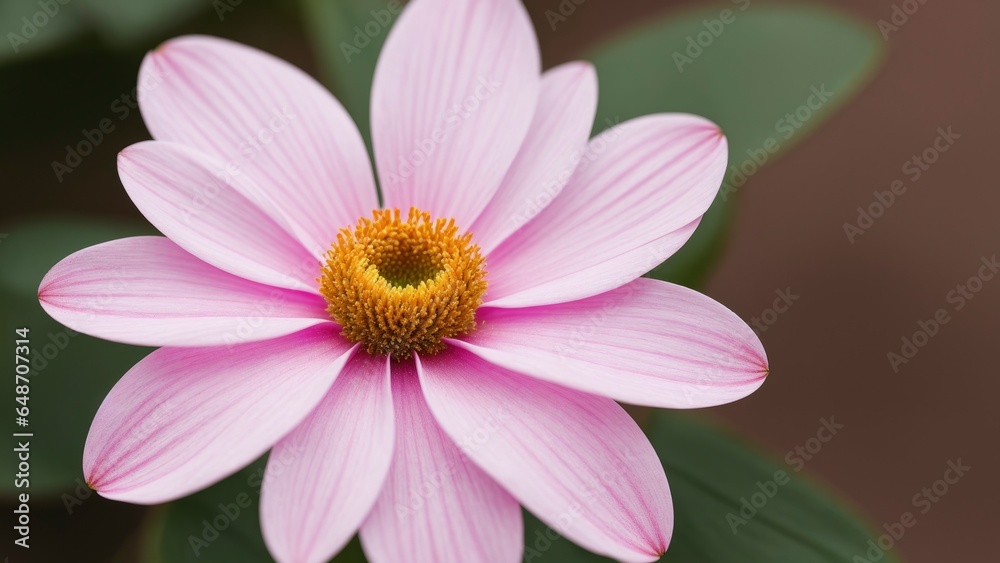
[319,207,488,358]
[39,0,767,561]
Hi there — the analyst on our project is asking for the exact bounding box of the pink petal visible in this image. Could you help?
[118,141,320,292]
[371,0,540,229]
[360,359,522,563]
[484,114,728,308]
[39,236,330,347]
[139,35,378,255]
[261,354,394,563]
[470,62,598,254]
[84,326,357,505]
[418,349,672,563]
[452,278,767,408]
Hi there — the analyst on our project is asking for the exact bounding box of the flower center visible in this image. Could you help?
[319,207,488,358]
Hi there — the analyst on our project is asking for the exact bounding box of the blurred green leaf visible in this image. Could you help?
[301,0,404,148]
[654,413,896,562]
[590,3,884,287]
[0,217,152,496]
[151,460,271,563]
[521,510,606,562]
[0,0,88,64]
[82,0,209,47]
[521,412,895,562]
[0,0,209,65]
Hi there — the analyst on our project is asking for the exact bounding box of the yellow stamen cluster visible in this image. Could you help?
[319,207,487,358]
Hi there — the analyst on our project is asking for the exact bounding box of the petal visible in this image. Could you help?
[371,0,540,228]
[360,359,522,563]
[484,114,728,308]
[418,349,671,563]
[118,141,320,292]
[84,326,357,505]
[451,278,767,408]
[470,62,598,254]
[39,236,330,347]
[261,354,394,563]
[139,35,378,255]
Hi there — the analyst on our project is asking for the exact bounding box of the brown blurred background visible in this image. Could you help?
[696,1,997,561]
[687,0,998,561]
[2,0,996,561]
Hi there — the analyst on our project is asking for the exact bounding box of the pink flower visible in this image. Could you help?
[38,0,767,561]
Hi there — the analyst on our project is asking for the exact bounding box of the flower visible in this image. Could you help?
[38,0,767,561]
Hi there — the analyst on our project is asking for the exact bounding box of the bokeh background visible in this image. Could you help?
[1,0,996,561]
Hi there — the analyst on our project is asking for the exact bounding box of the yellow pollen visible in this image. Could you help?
[319,207,488,358]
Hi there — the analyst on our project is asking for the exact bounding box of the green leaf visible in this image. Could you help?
[80,0,209,47]
[151,460,271,563]
[0,0,88,64]
[0,0,209,66]
[0,217,152,496]
[300,0,404,148]
[521,510,609,562]
[521,412,895,562]
[655,413,895,562]
[147,456,369,562]
[590,4,884,287]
